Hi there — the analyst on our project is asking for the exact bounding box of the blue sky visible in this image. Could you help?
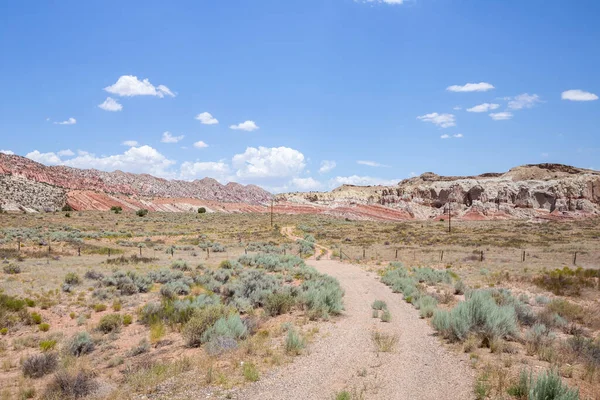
[0,0,599,192]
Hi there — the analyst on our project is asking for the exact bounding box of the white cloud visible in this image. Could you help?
[122,140,139,147]
[104,75,175,98]
[330,175,399,187]
[454,133,463,138]
[195,112,219,125]
[180,161,230,182]
[98,97,123,112]
[230,120,259,132]
[446,82,495,92]
[453,106,462,110]
[232,146,305,179]
[193,141,209,149]
[358,0,405,4]
[64,146,176,177]
[57,149,74,157]
[289,177,323,191]
[54,117,76,125]
[161,131,184,143]
[357,160,388,167]
[507,93,541,110]
[441,134,450,139]
[0,150,14,155]
[442,133,464,139]
[561,89,598,102]
[466,103,499,113]
[417,112,456,128]
[319,160,336,174]
[25,150,62,165]
[489,112,513,121]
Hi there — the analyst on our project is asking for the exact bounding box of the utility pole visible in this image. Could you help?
[270,199,274,228]
[448,201,452,234]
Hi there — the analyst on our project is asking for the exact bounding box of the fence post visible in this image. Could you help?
[573,252,577,265]
[245,248,247,255]
[340,246,343,261]
[480,250,484,262]
[363,248,366,259]
[18,240,21,253]
[139,247,142,257]
[108,248,111,258]
[395,249,398,259]
[78,247,81,256]
[440,250,444,262]
[207,248,210,259]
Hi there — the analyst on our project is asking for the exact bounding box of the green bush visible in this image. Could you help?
[265,292,295,316]
[243,362,259,382]
[432,290,517,342]
[40,340,57,352]
[371,300,387,311]
[39,323,50,332]
[529,369,579,400]
[3,264,21,274]
[380,310,392,322]
[123,314,133,326]
[285,328,305,355]
[64,272,81,285]
[31,312,42,324]
[415,295,438,318]
[201,314,248,344]
[97,314,122,334]
[136,209,149,217]
[110,206,123,214]
[182,304,232,347]
[44,369,97,399]
[198,207,206,214]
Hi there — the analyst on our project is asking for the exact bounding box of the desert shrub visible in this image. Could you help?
[415,295,438,318]
[371,331,398,353]
[171,259,190,271]
[205,336,238,356]
[22,352,58,378]
[66,332,94,356]
[525,324,555,355]
[545,299,584,323]
[123,314,133,326]
[226,269,282,308]
[413,267,451,285]
[31,312,42,324]
[285,328,305,355]
[160,280,191,299]
[211,243,226,252]
[297,234,315,256]
[381,309,392,322]
[265,292,295,316]
[202,314,248,343]
[299,275,344,319]
[432,290,517,342]
[128,339,150,357]
[84,270,104,280]
[110,206,122,214]
[536,295,550,305]
[3,264,21,274]
[566,336,600,375]
[64,272,81,285]
[454,280,466,295]
[39,323,50,332]
[243,362,259,382]
[97,314,122,334]
[528,369,579,400]
[40,339,57,352]
[136,209,148,217]
[533,266,599,296]
[61,204,73,212]
[198,207,206,214]
[45,369,97,399]
[493,289,536,326]
[371,300,387,311]
[93,303,107,312]
[182,304,232,347]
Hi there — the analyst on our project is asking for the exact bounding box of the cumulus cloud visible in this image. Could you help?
[357,160,388,167]
[122,140,139,147]
[195,112,219,125]
[489,112,513,121]
[193,141,209,149]
[25,150,63,165]
[319,160,336,174]
[330,175,399,187]
[57,149,75,157]
[0,150,14,155]
[561,89,598,102]
[104,75,175,98]
[98,97,123,111]
[289,177,323,191]
[232,146,305,179]
[230,120,259,132]
[441,134,463,139]
[161,131,184,143]
[417,113,456,128]
[180,161,230,182]
[467,103,499,113]
[507,93,541,110]
[446,82,494,92]
[54,117,76,125]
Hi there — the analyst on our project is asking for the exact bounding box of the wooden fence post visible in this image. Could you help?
[395,249,398,259]
[573,252,577,265]
[18,240,21,253]
[139,247,142,257]
[440,250,444,262]
[363,248,366,259]
[108,248,111,257]
[480,250,484,262]
[78,247,81,256]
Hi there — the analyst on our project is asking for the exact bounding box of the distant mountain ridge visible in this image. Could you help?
[0,153,271,212]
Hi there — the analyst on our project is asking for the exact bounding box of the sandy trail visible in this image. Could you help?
[235,228,474,400]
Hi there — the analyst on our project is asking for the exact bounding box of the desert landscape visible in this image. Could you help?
[1,158,599,399]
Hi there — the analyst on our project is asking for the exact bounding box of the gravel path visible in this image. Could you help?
[236,255,475,399]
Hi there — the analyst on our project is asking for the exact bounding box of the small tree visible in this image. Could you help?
[62,204,73,212]
[110,206,122,214]
[136,209,149,217]
[198,207,206,214]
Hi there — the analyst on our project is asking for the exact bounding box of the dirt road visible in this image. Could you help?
[236,229,474,399]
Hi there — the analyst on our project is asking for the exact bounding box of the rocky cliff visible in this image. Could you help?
[276,164,600,221]
[0,154,272,212]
